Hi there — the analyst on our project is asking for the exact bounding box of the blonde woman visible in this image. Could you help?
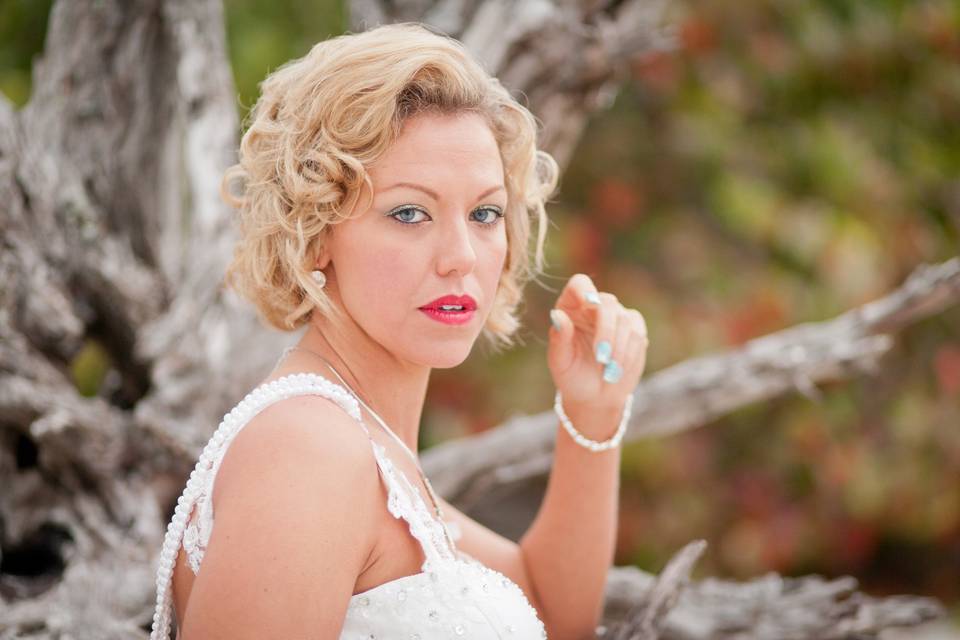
[150,21,648,640]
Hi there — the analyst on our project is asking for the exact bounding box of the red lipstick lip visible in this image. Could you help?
[419,294,478,310]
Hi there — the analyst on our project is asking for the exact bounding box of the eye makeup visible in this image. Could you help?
[384,204,504,227]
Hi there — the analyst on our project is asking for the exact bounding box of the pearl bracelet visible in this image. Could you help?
[554,390,633,452]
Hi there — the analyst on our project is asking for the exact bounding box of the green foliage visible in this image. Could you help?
[0,0,53,106]
[224,0,346,124]
[70,339,111,397]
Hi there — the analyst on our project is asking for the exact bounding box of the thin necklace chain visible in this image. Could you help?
[280,345,457,552]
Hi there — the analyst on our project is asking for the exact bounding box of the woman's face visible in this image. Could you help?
[320,111,509,368]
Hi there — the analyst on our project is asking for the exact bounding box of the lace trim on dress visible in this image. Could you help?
[367,440,459,569]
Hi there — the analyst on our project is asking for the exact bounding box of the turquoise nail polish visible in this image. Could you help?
[585,291,601,305]
[595,340,612,364]
[603,360,622,383]
[549,309,561,330]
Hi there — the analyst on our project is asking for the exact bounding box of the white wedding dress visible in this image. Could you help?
[150,372,547,639]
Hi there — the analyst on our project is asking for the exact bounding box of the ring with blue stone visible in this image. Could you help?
[602,360,623,383]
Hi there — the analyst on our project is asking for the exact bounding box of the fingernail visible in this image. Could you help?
[595,340,612,364]
[549,309,561,330]
[585,291,601,305]
[603,360,622,383]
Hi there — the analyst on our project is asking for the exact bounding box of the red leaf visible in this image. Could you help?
[680,17,717,55]
[631,50,680,94]
[589,178,644,229]
[565,216,609,274]
[934,343,960,397]
[832,518,878,571]
[723,290,788,345]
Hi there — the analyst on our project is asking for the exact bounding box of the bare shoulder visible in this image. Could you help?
[211,392,378,505]
[179,391,380,638]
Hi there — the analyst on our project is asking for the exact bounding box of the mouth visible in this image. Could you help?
[419,306,476,325]
[422,303,470,311]
[418,294,478,325]
[418,294,478,312]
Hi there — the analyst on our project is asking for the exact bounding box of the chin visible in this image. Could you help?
[427,354,472,369]
[410,339,476,369]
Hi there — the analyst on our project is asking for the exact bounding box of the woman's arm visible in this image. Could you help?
[519,402,624,639]
[523,272,648,639]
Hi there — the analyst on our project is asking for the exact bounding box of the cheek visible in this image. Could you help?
[350,245,418,296]
[488,230,509,278]
[371,248,403,278]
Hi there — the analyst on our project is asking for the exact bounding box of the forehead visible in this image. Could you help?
[369,112,504,187]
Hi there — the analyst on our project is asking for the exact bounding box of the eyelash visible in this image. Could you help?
[387,205,504,227]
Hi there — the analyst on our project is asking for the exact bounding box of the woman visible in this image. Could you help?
[150,21,648,640]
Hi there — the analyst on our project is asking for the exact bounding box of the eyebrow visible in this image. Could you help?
[379,181,506,203]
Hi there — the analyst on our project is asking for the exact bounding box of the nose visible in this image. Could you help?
[435,212,477,278]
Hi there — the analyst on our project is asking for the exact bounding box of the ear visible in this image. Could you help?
[315,236,332,270]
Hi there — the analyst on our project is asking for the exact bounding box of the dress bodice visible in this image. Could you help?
[149,372,547,639]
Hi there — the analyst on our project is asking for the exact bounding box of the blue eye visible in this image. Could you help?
[386,205,504,227]
[472,207,504,225]
[387,206,430,225]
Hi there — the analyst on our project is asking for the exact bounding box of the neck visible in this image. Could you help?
[287,309,431,459]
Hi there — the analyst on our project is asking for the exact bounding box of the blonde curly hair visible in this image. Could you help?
[221,22,559,352]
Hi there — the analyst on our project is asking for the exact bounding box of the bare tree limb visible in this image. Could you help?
[601,560,945,640]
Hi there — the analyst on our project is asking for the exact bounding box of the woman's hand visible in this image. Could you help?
[547,273,649,417]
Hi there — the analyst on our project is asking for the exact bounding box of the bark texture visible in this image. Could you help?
[0,0,952,638]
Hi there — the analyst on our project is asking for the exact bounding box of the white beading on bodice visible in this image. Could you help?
[149,372,547,639]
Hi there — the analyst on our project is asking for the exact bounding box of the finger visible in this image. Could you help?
[547,308,576,375]
[622,309,649,377]
[601,306,632,385]
[555,273,602,322]
[592,292,620,374]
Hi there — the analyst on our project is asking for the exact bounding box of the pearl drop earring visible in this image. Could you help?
[311,269,326,288]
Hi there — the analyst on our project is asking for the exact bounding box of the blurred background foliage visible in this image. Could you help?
[2,0,957,625]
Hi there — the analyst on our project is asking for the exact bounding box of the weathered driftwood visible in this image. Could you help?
[0,0,952,637]
[599,541,945,640]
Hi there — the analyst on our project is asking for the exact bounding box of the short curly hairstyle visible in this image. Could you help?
[221,21,559,352]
